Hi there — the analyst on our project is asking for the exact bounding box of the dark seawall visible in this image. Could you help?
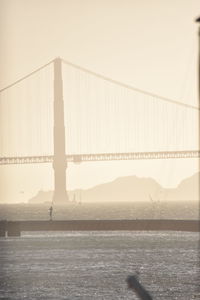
[0,219,199,236]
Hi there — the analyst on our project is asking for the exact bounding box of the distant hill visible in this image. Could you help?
[28,173,199,204]
[29,191,53,204]
[165,172,199,202]
[79,176,162,203]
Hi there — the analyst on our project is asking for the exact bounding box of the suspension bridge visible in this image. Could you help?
[0,57,199,203]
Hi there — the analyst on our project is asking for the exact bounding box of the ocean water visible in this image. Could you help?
[0,201,198,220]
[0,231,199,300]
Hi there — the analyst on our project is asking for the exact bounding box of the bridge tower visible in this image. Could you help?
[52,57,68,204]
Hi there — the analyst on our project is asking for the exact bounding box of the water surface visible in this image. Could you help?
[0,231,199,299]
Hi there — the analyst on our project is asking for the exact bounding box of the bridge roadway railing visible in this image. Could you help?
[0,150,199,165]
[0,219,199,237]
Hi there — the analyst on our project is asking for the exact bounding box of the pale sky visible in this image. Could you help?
[0,0,199,203]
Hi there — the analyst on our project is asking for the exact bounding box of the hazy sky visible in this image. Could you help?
[0,0,199,203]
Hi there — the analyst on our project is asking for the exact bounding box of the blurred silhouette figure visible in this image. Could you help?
[126,274,153,300]
[49,206,53,221]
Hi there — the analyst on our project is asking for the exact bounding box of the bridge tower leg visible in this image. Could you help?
[53,57,68,204]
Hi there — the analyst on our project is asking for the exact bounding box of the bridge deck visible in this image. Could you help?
[0,150,199,165]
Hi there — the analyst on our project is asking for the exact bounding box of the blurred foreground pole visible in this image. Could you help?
[126,275,153,300]
[127,18,200,300]
[196,17,200,102]
[195,17,200,224]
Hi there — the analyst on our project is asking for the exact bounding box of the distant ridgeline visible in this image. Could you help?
[29,173,199,204]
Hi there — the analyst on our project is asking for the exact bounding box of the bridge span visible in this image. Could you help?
[0,150,199,165]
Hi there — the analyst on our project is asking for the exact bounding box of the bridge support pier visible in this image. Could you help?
[53,164,68,203]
